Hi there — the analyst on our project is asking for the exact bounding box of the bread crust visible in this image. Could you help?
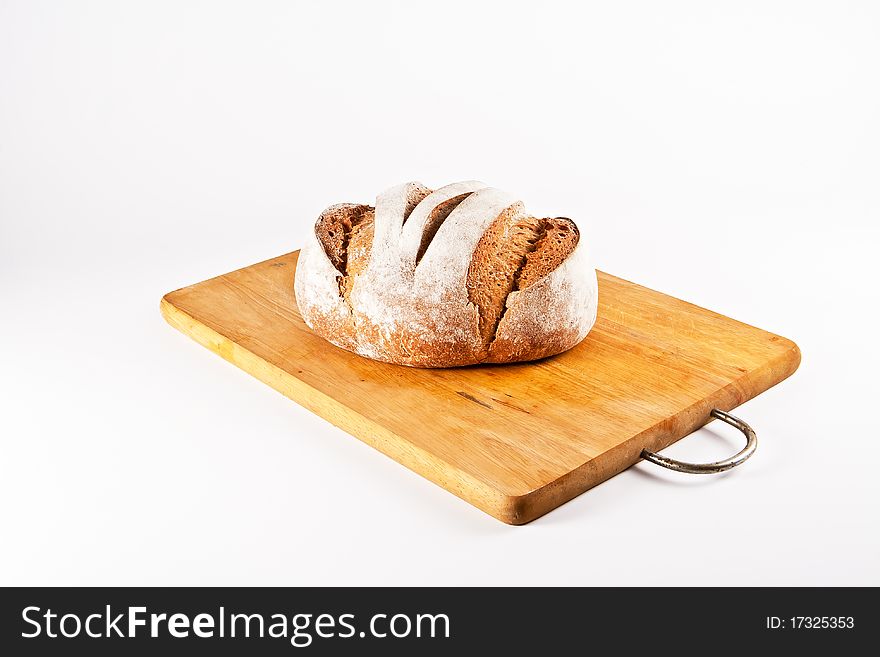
[294,181,598,367]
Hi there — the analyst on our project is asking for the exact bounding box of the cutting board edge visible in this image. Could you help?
[520,337,801,521]
[160,295,531,524]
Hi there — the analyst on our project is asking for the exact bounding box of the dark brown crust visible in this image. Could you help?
[313,204,376,305]
[518,217,579,288]
[314,204,374,274]
[465,213,579,358]
[416,193,472,264]
[403,184,432,224]
[466,209,544,353]
[340,210,375,304]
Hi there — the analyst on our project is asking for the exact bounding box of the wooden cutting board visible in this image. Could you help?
[161,251,800,524]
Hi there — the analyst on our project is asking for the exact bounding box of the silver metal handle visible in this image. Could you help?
[640,408,757,474]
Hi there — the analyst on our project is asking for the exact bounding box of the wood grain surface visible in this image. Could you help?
[161,251,800,524]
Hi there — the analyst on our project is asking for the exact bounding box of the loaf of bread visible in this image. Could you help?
[294,181,598,367]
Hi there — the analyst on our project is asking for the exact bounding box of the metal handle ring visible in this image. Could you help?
[640,408,757,474]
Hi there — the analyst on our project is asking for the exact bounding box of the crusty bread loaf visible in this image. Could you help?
[294,181,598,367]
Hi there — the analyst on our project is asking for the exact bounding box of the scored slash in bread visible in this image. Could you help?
[294,181,598,367]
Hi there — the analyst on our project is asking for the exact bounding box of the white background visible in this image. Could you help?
[2,0,878,586]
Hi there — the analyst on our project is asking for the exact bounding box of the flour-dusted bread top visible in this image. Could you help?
[294,181,598,367]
